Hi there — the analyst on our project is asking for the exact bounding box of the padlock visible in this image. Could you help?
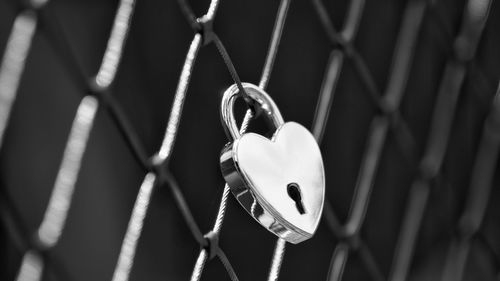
[220,83,325,244]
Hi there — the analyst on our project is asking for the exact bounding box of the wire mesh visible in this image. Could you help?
[0,0,499,280]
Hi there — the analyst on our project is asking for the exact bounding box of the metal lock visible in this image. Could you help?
[220,83,325,244]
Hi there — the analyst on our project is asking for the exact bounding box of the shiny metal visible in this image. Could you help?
[37,96,99,248]
[15,250,43,281]
[13,0,137,279]
[191,0,291,277]
[95,0,136,88]
[190,249,208,281]
[268,238,286,281]
[112,173,156,281]
[0,11,37,149]
[221,83,284,140]
[157,34,202,161]
[220,83,325,244]
[258,0,290,90]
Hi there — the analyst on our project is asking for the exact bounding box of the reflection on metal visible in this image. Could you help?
[312,50,344,142]
[0,12,37,148]
[192,0,292,277]
[115,2,219,281]
[13,0,137,279]
[311,0,364,143]
[3,0,496,279]
[16,250,43,281]
[190,184,233,281]
[268,239,286,281]
[220,84,325,244]
[190,250,208,281]
[95,0,136,88]
[37,95,98,247]
[111,31,203,281]
[258,0,290,90]
[112,173,156,281]
[157,34,202,162]
[17,96,98,281]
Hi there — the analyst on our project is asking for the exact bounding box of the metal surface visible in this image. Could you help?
[221,83,284,140]
[12,0,137,279]
[189,0,292,279]
[268,238,286,281]
[311,0,426,280]
[220,83,325,243]
[389,1,493,280]
[0,11,37,149]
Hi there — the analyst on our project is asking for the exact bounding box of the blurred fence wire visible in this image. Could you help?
[0,0,499,280]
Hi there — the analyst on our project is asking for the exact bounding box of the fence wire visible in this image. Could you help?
[0,0,499,280]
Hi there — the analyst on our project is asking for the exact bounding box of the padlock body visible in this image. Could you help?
[220,122,325,244]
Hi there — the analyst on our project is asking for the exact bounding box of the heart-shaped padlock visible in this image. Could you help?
[220,83,325,244]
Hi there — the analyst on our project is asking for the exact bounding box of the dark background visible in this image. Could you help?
[1,0,500,280]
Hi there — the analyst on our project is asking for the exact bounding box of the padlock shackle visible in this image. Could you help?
[221,83,284,140]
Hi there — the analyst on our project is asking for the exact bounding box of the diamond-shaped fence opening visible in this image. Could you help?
[0,0,499,280]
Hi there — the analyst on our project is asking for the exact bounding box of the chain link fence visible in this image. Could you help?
[1,0,499,280]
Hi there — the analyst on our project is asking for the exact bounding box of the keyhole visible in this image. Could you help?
[287,183,306,214]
